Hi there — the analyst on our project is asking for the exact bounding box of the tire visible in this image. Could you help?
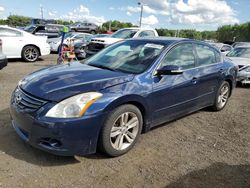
[90,30,96,35]
[211,81,230,111]
[99,104,143,157]
[22,46,39,62]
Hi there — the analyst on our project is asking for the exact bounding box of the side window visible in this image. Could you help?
[0,28,22,37]
[195,44,217,66]
[161,43,195,70]
[138,30,155,37]
[35,26,46,33]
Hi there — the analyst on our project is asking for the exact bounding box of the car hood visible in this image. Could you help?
[228,57,250,66]
[91,37,123,45]
[19,62,134,102]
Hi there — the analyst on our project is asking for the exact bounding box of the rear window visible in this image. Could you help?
[195,44,218,66]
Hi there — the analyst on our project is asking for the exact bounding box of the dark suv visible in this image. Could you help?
[69,22,98,34]
[24,24,65,38]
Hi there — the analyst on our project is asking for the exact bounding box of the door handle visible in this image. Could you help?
[191,77,198,84]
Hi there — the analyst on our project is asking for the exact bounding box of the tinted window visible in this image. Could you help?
[138,31,155,37]
[85,40,165,74]
[195,44,217,66]
[0,28,22,37]
[161,43,195,70]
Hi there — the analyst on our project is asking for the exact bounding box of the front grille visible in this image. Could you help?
[12,88,48,112]
[87,42,105,52]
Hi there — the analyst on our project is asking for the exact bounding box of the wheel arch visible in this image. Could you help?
[103,94,150,132]
[22,44,41,56]
[224,76,234,97]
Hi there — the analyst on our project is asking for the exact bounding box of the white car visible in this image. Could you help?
[0,26,50,62]
[47,32,93,52]
[86,27,159,56]
[0,39,7,70]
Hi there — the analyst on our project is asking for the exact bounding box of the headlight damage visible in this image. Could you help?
[46,92,102,118]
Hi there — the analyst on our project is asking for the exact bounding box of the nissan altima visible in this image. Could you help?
[10,38,237,157]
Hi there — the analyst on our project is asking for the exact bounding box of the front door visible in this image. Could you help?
[151,43,200,125]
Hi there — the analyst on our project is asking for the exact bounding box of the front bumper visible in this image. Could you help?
[237,68,250,84]
[0,56,8,70]
[10,103,105,156]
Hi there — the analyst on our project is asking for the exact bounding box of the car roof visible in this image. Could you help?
[126,37,197,45]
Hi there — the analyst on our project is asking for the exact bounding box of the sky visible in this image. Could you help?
[0,0,249,31]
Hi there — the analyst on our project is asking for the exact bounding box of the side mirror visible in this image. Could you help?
[156,65,183,75]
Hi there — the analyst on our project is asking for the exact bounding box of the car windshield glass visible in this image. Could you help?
[227,48,250,58]
[111,29,138,39]
[24,25,36,32]
[84,40,165,74]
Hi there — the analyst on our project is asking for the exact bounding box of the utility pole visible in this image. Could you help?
[138,2,147,27]
[40,5,44,20]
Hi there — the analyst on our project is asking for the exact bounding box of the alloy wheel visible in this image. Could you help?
[110,112,139,151]
[24,47,38,61]
[217,84,230,109]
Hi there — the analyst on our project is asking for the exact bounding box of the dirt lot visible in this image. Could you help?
[0,54,249,188]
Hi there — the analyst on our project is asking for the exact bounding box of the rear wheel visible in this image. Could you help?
[212,81,230,111]
[99,104,143,157]
[22,46,39,62]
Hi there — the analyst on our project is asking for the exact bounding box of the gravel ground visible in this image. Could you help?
[0,54,249,188]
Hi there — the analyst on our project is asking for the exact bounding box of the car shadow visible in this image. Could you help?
[0,108,80,166]
[7,58,45,63]
[166,162,250,188]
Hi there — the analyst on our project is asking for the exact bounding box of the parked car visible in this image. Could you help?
[210,43,233,55]
[24,24,65,38]
[47,32,92,52]
[0,39,8,70]
[86,27,159,56]
[69,22,98,34]
[232,42,250,48]
[226,47,250,84]
[0,26,50,62]
[10,38,237,157]
[74,34,109,59]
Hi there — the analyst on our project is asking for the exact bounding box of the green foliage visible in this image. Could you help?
[101,20,134,32]
[6,15,31,27]
[217,22,250,42]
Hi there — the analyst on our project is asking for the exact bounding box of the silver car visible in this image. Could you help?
[227,47,250,84]
[47,32,92,52]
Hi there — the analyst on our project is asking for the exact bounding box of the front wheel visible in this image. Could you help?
[22,46,39,62]
[211,81,230,111]
[99,104,143,157]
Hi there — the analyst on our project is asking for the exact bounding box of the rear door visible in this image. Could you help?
[151,42,200,125]
[193,43,224,106]
[0,27,24,58]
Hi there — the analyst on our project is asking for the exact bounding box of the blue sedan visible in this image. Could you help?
[10,38,237,157]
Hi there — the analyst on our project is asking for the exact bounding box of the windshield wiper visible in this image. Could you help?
[89,64,116,72]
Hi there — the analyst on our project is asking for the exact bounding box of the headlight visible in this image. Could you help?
[45,92,102,118]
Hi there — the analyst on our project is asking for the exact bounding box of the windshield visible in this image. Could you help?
[227,48,250,58]
[24,25,36,32]
[111,29,138,39]
[84,40,165,74]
